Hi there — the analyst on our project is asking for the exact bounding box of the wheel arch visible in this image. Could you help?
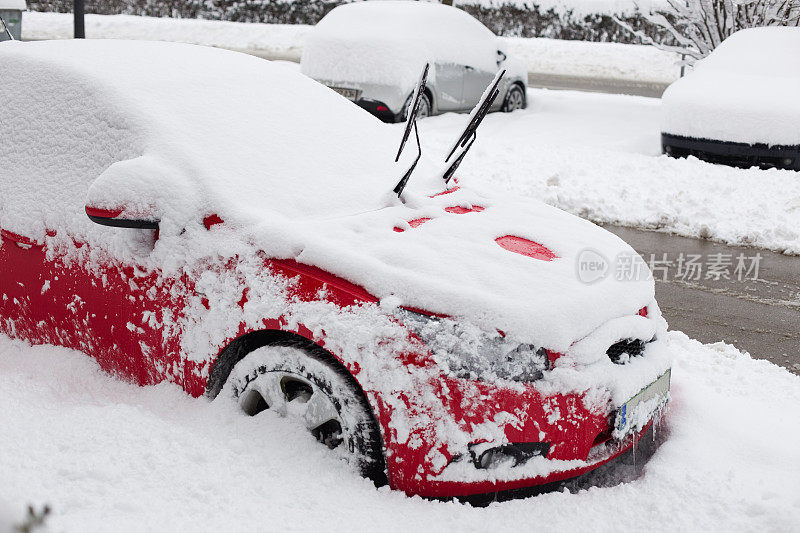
[423,86,435,114]
[207,329,357,400]
[204,328,389,485]
[397,86,436,122]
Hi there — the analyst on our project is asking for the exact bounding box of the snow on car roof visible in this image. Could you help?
[698,26,800,76]
[661,27,800,145]
[301,1,498,88]
[0,39,654,351]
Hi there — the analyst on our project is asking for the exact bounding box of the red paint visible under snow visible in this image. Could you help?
[638,306,649,317]
[203,214,224,230]
[393,217,432,233]
[85,206,124,219]
[495,235,558,261]
[1,229,41,247]
[430,186,460,197]
[444,206,485,214]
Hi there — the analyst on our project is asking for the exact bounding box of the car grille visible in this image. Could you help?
[606,338,648,364]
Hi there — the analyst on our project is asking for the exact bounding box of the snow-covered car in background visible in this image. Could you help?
[0,39,672,501]
[300,1,528,122]
[661,27,800,172]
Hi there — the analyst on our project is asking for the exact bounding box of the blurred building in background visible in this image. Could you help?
[0,0,25,40]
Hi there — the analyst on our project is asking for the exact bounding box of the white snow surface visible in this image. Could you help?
[1,331,798,531]
[662,27,800,146]
[21,12,682,83]
[301,1,503,89]
[0,0,25,10]
[414,88,800,254]
[22,11,312,59]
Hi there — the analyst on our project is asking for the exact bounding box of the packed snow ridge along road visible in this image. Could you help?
[1,333,798,531]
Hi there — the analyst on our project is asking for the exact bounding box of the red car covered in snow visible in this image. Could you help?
[0,40,672,501]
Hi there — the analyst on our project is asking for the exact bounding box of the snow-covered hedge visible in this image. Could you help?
[26,0,675,43]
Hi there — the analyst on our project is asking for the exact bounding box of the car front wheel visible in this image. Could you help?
[502,84,526,113]
[223,344,387,485]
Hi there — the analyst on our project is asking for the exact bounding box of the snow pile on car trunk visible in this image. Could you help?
[301,1,500,90]
[661,27,800,146]
[0,331,797,531]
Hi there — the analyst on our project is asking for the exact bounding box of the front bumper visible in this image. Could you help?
[422,418,660,501]
[662,132,800,171]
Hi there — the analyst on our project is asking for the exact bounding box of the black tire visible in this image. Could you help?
[399,91,432,122]
[502,84,526,113]
[222,344,387,486]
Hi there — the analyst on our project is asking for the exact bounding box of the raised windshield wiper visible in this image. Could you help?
[442,69,506,184]
[393,63,430,198]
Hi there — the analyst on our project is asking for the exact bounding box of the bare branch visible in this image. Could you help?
[617,0,800,63]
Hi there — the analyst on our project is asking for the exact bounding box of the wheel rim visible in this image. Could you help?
[507,88,524,111]
[417,95,431,118]
[239,371,344,449]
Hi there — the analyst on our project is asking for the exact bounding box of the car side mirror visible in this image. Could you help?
[86,206,159,229]
[497,49,507,67]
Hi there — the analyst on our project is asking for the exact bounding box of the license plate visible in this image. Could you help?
[328,86,360,101]
[615,369,671,435]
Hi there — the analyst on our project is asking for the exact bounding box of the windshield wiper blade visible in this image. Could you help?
[393,64,430,198]
[393,122,422,196]
[442,69,506,184]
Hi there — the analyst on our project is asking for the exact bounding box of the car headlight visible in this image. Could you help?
[395,309,548,382]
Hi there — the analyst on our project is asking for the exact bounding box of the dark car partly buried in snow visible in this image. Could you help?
[0,39,672,501]
[661,27,800,172]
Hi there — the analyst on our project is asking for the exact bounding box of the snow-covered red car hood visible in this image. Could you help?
[249,185,655,353]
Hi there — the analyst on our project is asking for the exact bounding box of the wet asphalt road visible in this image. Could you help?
[604,226,800,375]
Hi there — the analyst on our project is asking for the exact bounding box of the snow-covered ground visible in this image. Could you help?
[1,332,798,531]
[21,11,682,83]
[415,89,800,254]
[22,12,311,61]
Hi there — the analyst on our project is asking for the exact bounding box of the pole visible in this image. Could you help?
[74,0,85,39]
